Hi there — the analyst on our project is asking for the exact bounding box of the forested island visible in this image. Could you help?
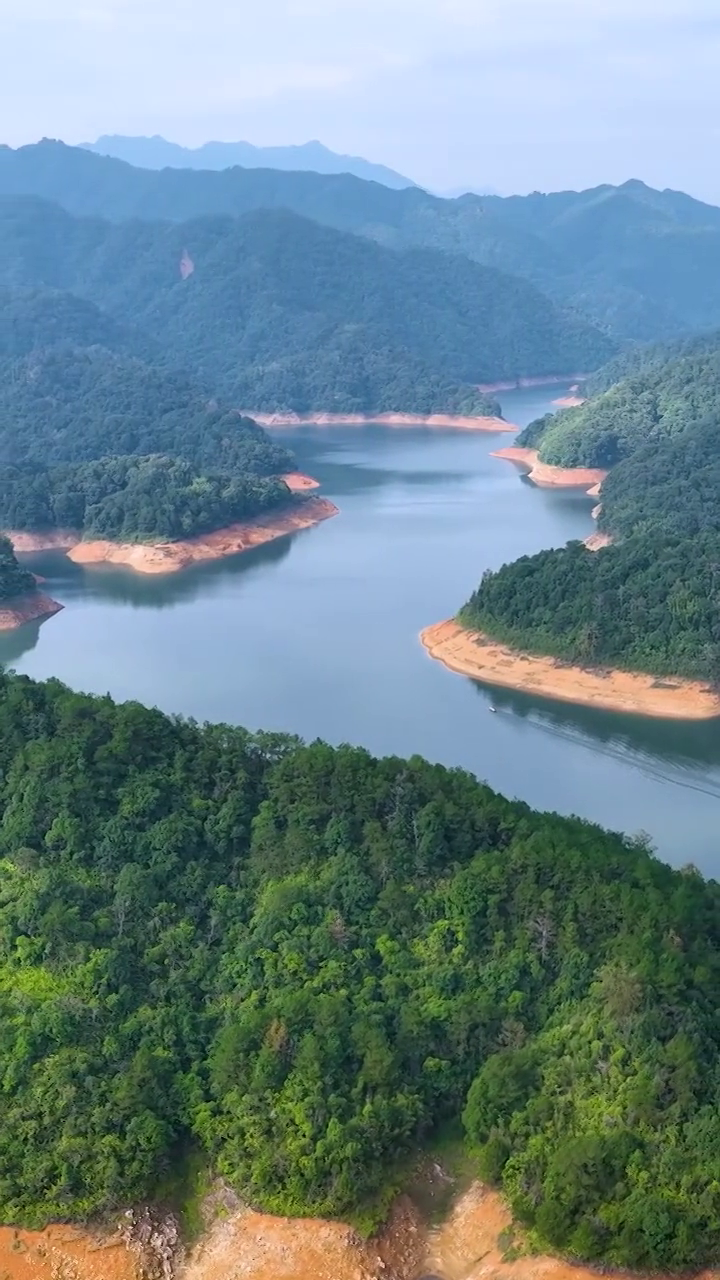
[0,670,716,1270]
[426,333,720,710]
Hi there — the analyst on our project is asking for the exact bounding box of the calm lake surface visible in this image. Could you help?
[5,385,720,875]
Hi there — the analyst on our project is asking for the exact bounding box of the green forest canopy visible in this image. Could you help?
[0,672,717,1271]
[458,534,720,681]
[518,341,720,469]
[0,341,293,477]
[0,196,613,413]
[0,535,39,602]
[0,456,290,544]
[4,142,720,341]
[460,333,720,682]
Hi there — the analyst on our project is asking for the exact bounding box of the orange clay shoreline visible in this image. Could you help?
[246,411,516,431]
[552,394,586,407]
[420,620,720,720]
[0,593,63,632]
[491,446,608,489]
[3,1181,715,1280]
[7,498,338,577]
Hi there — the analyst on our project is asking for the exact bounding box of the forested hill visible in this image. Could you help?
[0,672,718,1270]
[519,338,720,469]
[459,335,720,682]
[0,456,289,544]
[0,287,151,359]
[0,341,293,475]
[4,143,720,340]
[0,535,38,601]
[0,198,613,412]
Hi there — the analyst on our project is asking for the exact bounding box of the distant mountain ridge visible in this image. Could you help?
[81,134,416,190]
[3,142,720,341]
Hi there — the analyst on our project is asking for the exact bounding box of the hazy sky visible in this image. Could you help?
[2,0,718,198]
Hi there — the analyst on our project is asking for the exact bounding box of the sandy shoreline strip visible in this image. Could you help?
[246,411,516,432]
[420,620,720,719]
[66,498,339,575]
[281,472,321,491]
[552,395,586,408]
[491,446,608,489]
[0,593,63,631]
[7,499,338,577]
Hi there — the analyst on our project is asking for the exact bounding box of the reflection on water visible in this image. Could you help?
[4,390,720,875]
[470,680,720,802]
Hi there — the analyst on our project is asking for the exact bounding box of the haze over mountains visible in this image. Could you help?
[3,141,720,344]
[81,134,416,190]
[0,197,610,414]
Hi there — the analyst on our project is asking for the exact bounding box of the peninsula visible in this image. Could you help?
[65,497,338,574]
[3,456,337,575]
[0,536,63,632]
[420,620,720,719]
[491,446,607,488]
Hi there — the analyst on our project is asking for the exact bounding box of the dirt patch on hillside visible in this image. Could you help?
[0,1223,138,1280]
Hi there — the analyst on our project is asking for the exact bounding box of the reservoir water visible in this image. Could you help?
[4,386,720,875]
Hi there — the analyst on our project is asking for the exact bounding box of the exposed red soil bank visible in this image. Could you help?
[0,593,63,631]
[246,411,515,432]
[0,1223,138,1280]
[420,619,720,719]
[280,472,321,491]
[67,499,339,575]
[552,395,586,407]
[9,530,78,553]
[7,501,338,577]
[584,531,613,551]
[491,446,608,489]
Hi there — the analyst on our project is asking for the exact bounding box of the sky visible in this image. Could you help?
[1,0,719,199]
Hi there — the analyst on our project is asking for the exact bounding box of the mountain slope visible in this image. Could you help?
[81,134,417,189]
[0,197,614,412]
[5,144,720,340]
[521,337,720,468]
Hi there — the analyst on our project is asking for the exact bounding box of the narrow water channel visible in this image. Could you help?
[4,386,719,874]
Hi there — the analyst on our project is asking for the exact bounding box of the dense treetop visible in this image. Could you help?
[0,672,716,1270]
[463,330,720,682]
[519,341,720,469]
[0,341,292,476]
[0,456,290,543]
[0,535,38,601]
[459,534,720,681]
[3,143,720,340]
[0,197,612,412]
[598,417,720,542]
